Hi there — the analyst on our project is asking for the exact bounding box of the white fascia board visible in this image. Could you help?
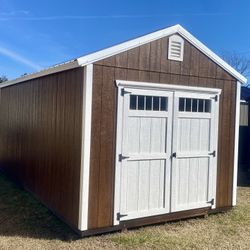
[77,24,247,84]
[0,60,80,88]
[77,25,180,65]
[177,26,247,84]
[2,24,246,89]
[232,81,241,206]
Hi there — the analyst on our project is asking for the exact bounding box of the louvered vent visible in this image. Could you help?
[168,35,184,61]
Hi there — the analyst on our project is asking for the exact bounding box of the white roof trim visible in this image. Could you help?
[1,24,247,88]
[77,24,246,84]
[0,60,80,88]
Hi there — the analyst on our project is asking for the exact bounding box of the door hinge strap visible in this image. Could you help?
[207,198,215,206]
[117,212,128,221]
[119,154,130,162]
[121,88,131,96]
[211,95,218,102]
[208,150,216,157]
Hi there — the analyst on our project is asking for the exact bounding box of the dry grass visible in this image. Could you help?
[0,174,250,249]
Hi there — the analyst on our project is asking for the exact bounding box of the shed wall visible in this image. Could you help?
[0,68,84,228]
[88,35,237,229]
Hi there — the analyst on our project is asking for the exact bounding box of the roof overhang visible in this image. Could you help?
[1,24,247,88]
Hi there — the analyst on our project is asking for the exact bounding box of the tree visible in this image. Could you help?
[221,51,250,80]
[0,75,8,83]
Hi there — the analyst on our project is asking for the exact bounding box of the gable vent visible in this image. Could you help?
[168,35,184,61]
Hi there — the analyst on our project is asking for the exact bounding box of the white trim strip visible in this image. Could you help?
[78,64,93,230]
[232,81,241,206]
[0,60,80,88]
[116,80,222,95]
[176,26,247,84]
[77,25,246,84]
[1,25,246,89]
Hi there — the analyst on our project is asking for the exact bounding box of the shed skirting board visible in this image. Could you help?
[78,206,233,237]
[232,81,241,206]
[78,64,93,230]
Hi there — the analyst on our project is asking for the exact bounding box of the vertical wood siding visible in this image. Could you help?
[0,68,84,228]
[88,36,237,229]
[240,102,248,126]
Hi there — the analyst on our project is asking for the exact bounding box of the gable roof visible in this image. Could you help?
[1,24,247,88]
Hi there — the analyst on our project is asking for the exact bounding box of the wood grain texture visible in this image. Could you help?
[89,34,237,229]
[0,68,84,228]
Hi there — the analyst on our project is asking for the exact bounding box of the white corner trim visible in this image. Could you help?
[116,80,222,95]
[78,64,93,230]
[0,60,80,88]
[232,81,241,206]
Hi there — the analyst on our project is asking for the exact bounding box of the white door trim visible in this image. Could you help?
[78,64,93,230]
[114,80,221,225]
[116,80,222,95]
[232,81,241,206]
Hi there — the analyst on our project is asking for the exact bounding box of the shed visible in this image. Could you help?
[0,24,247,236]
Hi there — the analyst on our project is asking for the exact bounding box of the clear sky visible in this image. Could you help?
[0,0,250,79]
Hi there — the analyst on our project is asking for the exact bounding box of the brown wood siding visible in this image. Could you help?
[89,35,237,229]
[0,68,84,228]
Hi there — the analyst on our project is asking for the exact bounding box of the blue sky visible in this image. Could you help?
[0,0,250,79]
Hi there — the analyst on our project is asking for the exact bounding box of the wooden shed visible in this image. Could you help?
[0,24,247,236]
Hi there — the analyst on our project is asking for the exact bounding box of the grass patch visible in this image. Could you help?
[0,173,250,249]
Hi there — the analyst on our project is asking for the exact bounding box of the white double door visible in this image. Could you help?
[115,86,219,223]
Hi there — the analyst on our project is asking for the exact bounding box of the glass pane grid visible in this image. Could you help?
[130,95,168,111]
[179,97,211,113]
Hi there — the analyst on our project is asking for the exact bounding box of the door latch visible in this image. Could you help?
[119,154,130,162]
[172,152,177,158]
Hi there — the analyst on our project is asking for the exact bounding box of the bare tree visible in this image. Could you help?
[0,75,8,83]
[222,51,250,79]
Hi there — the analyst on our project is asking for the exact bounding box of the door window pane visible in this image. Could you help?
[179,98,185,111]
[153,96,160,111]
[160,97,168,111]
[130,95,137,110]
[146,96,152,110]
[138,96,145,110]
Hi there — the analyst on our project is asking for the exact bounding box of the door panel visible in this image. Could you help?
[119,88,173,221]
[114,85,219,224]
[171,92,217,212]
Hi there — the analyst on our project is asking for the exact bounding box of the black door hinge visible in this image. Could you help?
[121,88,131,96]
[207,198,214,206]
[117,212,128,221]
[119,154,130,162]
[208,150,216,157]
[211,95,218,102]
